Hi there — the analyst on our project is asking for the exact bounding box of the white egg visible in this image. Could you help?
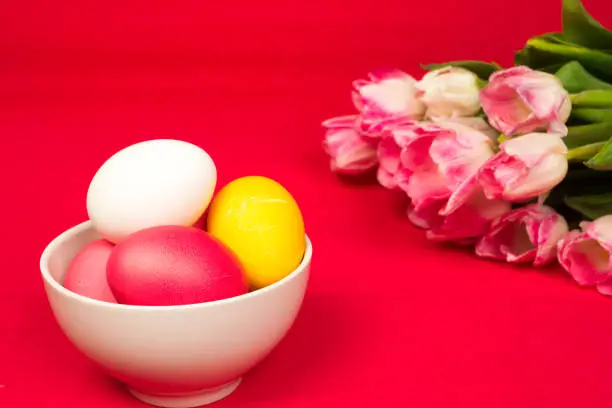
[86,139,217,243]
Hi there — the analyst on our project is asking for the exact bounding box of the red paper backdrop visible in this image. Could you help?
[2,0,612,407]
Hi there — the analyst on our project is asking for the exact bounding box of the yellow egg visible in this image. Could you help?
[206,176,306,289]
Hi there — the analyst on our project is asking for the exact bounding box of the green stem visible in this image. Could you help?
[572,108,612,123]
[566,142,606,160]
[571,90,612,107]
[564,123,612,149]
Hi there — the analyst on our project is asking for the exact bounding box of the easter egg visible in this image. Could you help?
[86,139,217,244]
[106,225,249,306]
[63,239,118,303]
[207,176,306,289]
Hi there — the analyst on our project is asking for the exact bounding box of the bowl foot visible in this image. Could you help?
[128,378,242,408]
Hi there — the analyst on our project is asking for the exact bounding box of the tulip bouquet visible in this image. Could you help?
[322,0,612,296]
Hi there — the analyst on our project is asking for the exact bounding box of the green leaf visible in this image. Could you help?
[564,123,612,149]
[538,62,570,74]
[525,37,612,81]
[562,0,612,50]
[420,60,502,80]
[514,48,530,66]
[540,32,581,46]
[571,90,612,107]
[540,33,612,52]
[514,41,567,69]
[572,108,612,123]
[565,193,612,220]
[585,136,612,169]
[555,61,612,93]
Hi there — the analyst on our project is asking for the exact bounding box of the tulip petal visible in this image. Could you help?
[407,198,445,229]
[586,215,612,253]
[351,69,426,137]
[502,132,568,162]
[596,279,612,296]
[426,188,510,243]
[478,133,568,202]
[503,154,568,201]
[322,115,379,174]
[476,204,567,266]
[478,153,527,200]
[322,114,359,128]
[557,230,612,286]
[415,67,481,119]
[404,170,450,211]
[480,66,571,137]
[533,212,569,266]
[440,173,480,215]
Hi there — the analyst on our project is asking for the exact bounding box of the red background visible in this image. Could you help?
[2,0,612,406]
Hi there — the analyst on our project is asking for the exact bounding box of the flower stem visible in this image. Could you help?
[566,142,606,160]
[571,90,612,107]
[564,123,612,149]
[572,108,612,123]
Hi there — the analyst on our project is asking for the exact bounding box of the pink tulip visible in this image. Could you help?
[322,115,378,174]
[557,216,612,296]
[376,118,508,243]
[477,132,568,202]
[376,119,496,208]
[408,189,511,244]
[415,67,481,119]
[431,116,499,140]
[480,66,571,137]
[352,69,426,137]
[375,119,441,191]
[407,120,496,211]
[476,204,568,266]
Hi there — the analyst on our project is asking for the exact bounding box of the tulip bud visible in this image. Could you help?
[480,66,571,137]
[431,116,499,140]
[408,190,511,244]
[375,119,495,212]
[352,69,426,136]
[476,204,568,266]
[322,115,378,174]
[557,215,612,296]
[478,132,568,202]
[415,67,481,119]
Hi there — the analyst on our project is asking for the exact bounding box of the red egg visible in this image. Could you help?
[106,225,249,306]
[63,239,118,303]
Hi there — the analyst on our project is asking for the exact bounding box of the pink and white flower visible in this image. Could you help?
[352,69,426,137]
[375,119,443,191]
[558,216,612,295]
[476,204,568,266]
[376,119,496,209]
[431,116,499,140]
[480,66,571,137]
[377,119,508,243]
[478,132,568,202]
[408,189,511,244]
[322,115,378,174]
[415,67,481,119]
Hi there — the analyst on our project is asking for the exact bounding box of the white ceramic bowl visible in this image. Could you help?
[40,220,311,408]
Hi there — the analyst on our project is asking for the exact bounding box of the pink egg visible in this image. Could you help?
[63,239,118,303]
[106,225,249,306]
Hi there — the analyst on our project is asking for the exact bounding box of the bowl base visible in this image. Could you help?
[128,378,242,408]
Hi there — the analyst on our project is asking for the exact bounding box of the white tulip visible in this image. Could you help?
[415,67,481,119]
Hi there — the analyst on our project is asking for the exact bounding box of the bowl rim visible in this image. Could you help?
[40,220,312,311]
